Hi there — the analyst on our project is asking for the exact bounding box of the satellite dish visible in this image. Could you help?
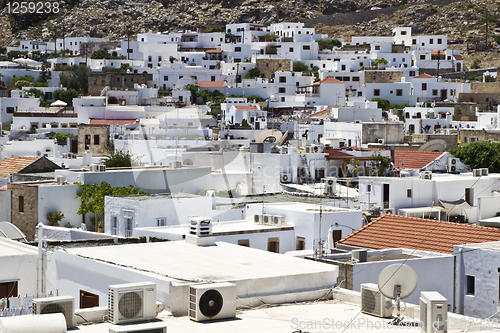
[418,139,447,152]
[36,151,42,157]
[220,140,230,149]
[378,264,418,299]
[255,129,283,144]
[378,264,418,324]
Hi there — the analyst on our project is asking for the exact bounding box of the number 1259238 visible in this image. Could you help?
[6,2,60,14]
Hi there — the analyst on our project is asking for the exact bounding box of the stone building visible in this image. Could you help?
[77,124,110,156]
[364,70,404,84]
[88,71,151,96]
[255,59,292,81]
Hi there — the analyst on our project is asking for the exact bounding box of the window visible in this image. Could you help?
[412,39,416,45]
[409,71,415,76]
[85,134,91,145]
[80,290,99,309]
[279,76,286,83]
[148,56,152,62]
[396,89,403,96]
[465,188,474,206]
[93,135,99,145]
[238,239,250,247]
[466,275,475,295]
[430,39,433,44]
[332,230,342,244]
[156,217,166,227]
[127,48,133,53]
[373,75,376,80]
[352,76,360,82]
[158,56,162,62]
[393,58,396,62]
[281,97,285,102]
[374,89,380,96]
[420,55,425,60]
[164,76,168,81]
[303,45,310,50]
[267,237,279,253]
[432,89,438,96]
[19,196,24,212]
[112,216,118,235]
[343,77,350,81]
[367,184,372,192]
[438,38,442,44]
[235,47,241,52]
[0,281,18,307]
[405,112,410,118]
[296,237,305,250]
[279,88,286,93]
[341,64,346,71]
[6,107,14,114]
[125,217,133,237]
[422,83,427,91]
[407,189,412,198]
[401,31,407,35]
[289,47,294,52]
[375,45,380,50]
[117,77,120,82]
[211,76,215,81]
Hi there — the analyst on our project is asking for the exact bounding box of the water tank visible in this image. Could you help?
[0,313,67,333]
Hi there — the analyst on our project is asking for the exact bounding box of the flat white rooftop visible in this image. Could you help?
[0,238,37,257]
[74,298,482,333]
[64,241,335,284]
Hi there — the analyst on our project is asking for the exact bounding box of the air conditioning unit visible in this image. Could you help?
[323,177,336,195]
[108,322,168,333]
[420,171,432,180]
[188,282,236,322]
[89,164,99,172]
[377,139,385,144]
[305,146,312,153]
[253,214,263,224]
[99,164,106,172]
[108,282,157,325]
[280,172,292,183]
[270,215,285,226]
[262,214,272,225]
[448,157,459,173]
[311,144,323,153]
[352,249,367,262]
[481,168,489,176]
[33,295,75,328]
[170,161,182,169]
[473,169,482,177]
[56,176,65,185]
[360,283,393,318]
[420,291,448,333]
[354,120,362,123]
[383,208,396,214]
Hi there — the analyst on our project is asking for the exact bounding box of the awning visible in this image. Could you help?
[439,199,471,212]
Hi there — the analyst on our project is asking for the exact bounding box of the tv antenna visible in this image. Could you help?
[377,264,418,325]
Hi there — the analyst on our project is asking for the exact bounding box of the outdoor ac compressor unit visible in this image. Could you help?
[33,295,76,328]
[360,283,393,318]
[108,282,157,325]
[420,291,447,333]
[188,282,236,322]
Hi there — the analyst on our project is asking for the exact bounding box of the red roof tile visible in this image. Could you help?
[89,119,138,126]
[454,55,463,60]
[394,150,444,169]
[338,214,500,254]
[197,81,226,88]
[234,105,259,110]
[307,109,329,118]
[206,50,223,54]
[0,156,40,179]
[324,150,377,161]
[320,77,343,84]
[413,73,435,79]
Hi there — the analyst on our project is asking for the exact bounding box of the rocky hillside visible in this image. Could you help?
[0,0,499,68]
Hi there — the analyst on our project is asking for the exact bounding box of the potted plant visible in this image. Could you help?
[47,211,64,227]
[97,221,105,233]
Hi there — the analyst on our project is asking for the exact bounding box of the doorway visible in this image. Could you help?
[80,290,99,309]
[383,184,390,209]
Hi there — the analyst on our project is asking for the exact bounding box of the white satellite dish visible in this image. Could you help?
[377,264,418,323]
[255,129,283,144]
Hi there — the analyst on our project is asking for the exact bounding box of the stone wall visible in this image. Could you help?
[77,124,110,156]
[7,183,38,241]
[256,59,292,81]
[458,129,500,145]
[88,72,150,96]
[459,93,500,111]
[362,122,405,144]
[364,70,403,83]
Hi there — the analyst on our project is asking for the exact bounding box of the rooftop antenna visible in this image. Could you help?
[377,264,418,325]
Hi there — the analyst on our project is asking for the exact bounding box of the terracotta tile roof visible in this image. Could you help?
[206,50,223,54]
[234,105,259,110]
[454,55,463,60]
[320,77,343,84]
[307,109,329,118]
[324,150,377,161]
[197,81,226,88]
[394,150,444,169]
[413,73,435,79]
[338,214,500,254]
[89,119,138,126]
[0,156,40,179]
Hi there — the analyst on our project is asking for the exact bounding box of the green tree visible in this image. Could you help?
[449,141,500,172]
[263,33,277,42]
[50,132,75,145]
[0,47,6,55]
[316,39,342,51]
[371,98,391,111]
[58,65,92,93]
[91,49,112,59]
[293,61,309,73]
[374,58,388,66]
[244,67,261,79]
[101,149,133,167]
[53,89,79,106]
[76,181,147,228]
[471,59,481,69]
[36,62,52,85]
[11,75,34,86]
[372,152,392,176]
